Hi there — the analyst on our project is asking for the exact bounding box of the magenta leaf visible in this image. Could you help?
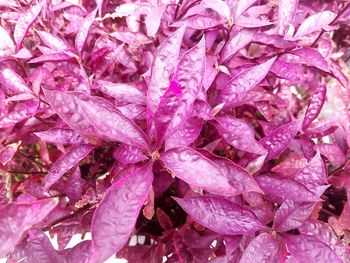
[13,2,43,51]
[0,142,20,165]
[34,128,85,144]
[273,200,315,232]
[221,28,258,62]
[173,196,267,235]
[0,198,58,258]
[217,57,276,108]
[90,163,153,263]
[94,80,146,105]
[314,143,346,165]
[302,84,327,130]
[235,0,257,19]
[36,31,74,52]
[289,48,330,73]
[113,144,148,164]
[75,8,97,56]
[160,147,236,196]
[283,234,343,263]
[147,26,186,113]
[165,117,202,150]
[0,66,32,95]
[197,149,262,195]
[255,174,320,203]
[215,115,266,155]
[0,25,15,56]
[278,0,298,35]
[240,233,279,263]
[259,120,300,161]
[154,37,205,144]
[44,144,94,190]
[75,94,149,149]
[294,152,327,193]
[294,11,336,38]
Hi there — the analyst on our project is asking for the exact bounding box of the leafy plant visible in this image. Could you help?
[0,0,350,262]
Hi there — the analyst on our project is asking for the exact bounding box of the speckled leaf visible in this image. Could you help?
[302,85,327,130]
[240,233,279,263]
[36,31,73,52]
[271,157,308,176]
[259,120,300,161]
[294,152,327,193]
[34,128,85,144]
[147,26,185,113]
[235,0,257,19]
[154,37,205,144]
[94,80,146,105]
[273,200,315,232]
[278,0,298,35]
[289,48,330,73]
[215,116,266,155]
[0,66,32,95]
[283,234,343,263]
[255,174,320,203]
[90,163,153,263]
[75,8,97,56]
[0,198,58,258]
[294,11,336,38]
[44,144,94,190]
[113,144,148,164]
[0,26,15,56]
[197,149,262,195]
[217,57,276,108]
[173,196,267,235]
[0,142,20,165]
[13,2,43,51]
[75,94,149,149]
[42,88,99,137]
[160,147,236,196]
[0,100,38,128]
[314,143,346,165]
[221,28,257,62]
[165,117,202,150]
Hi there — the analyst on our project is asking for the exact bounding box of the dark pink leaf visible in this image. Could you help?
[147,26,185,113]
[259,120,300,161]
[0,66,32,95]
[0,100,38,128]
[294,11,336,38]
[34,128,85,144]
[273,200,315,232]
[44,144,94,190]
[217,57,276,108]
[271,157,308,176]
[65,240,92,263]
[215,115,266,155]
[28,52,77,64]
[0,198,58,258]
[75,8,97,56]
[173,196,267,235]
[90,163,153,263]
[255,174,320,203]
[160,147,236,196]
[240,233,279,263]
[154,38,205,144]
[283,234,343,263]
[302,84,327,130]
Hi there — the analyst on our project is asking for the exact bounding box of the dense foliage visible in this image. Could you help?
[0,0,350,262]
